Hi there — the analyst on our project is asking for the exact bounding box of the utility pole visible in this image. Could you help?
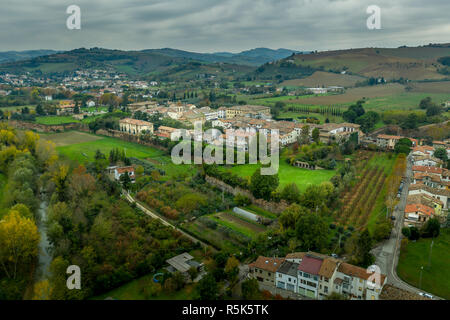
[427,238,434,268]
[419,266,423,289]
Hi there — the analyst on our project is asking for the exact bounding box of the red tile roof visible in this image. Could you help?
[405,203,435,216]
[412,166,443,175]
[298,255,323,275]
[115,166,135,174]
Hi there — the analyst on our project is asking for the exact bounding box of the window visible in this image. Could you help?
[278,274,282,278]
[324,286,328,293]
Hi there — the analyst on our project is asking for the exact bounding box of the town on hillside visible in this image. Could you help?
[0,0,450,308]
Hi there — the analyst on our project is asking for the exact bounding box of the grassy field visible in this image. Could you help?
[40,131,103,147]
[0,105,36,112]
[43,131,197,180]
[93,274,196,300]
[219,154,336,192]
[35,116,79,125]
[397,228,450,299]
[281,71,365,88]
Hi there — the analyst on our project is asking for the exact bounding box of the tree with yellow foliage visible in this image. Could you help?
[36,139,58,168]
[0,211,40,279]
[32,280,53,300]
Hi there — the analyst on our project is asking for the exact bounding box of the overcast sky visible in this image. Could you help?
[0,0,449,53]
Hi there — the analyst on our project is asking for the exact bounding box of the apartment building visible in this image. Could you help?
[119,118,154,135]
[275,261,299,293]
[249,252,387,300]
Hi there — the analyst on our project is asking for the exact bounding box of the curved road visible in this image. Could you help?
[122,191,215,252]
[372,154,442,300]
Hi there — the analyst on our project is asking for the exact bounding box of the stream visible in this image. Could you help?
[35,194,52,282]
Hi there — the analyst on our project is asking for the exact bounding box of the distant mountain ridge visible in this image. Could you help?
[142,47,302,66]
[0,50,60,63]
[0,47,301,67]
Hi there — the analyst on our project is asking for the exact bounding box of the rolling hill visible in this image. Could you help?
[286,45,450,81]
[0,50,59,63]
[143,47,301,66]
[0,47,299,78]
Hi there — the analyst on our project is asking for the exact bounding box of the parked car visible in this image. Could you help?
[419,292,433,299]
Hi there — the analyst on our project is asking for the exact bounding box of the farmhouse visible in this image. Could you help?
[319,123,361,144]
[119,118,154,135]
[114,166,135,182]
[404,203,435,227]
[56,100,75,115]
[376,134,403,151]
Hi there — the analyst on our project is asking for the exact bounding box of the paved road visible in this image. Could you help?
[122,191,215,252]
[372,155,442,300]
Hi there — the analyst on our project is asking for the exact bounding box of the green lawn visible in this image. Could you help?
[397,228,450,299]
[219,154,336,192]
[35,116,79,125]
[0,105,36,112]
[48,132,197,180]
[93,274,196,300]
[361,92,450,112]
[57,137,163,162]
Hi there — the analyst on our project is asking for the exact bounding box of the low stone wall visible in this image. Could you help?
[205,175,287,215]
[7,120,86,133]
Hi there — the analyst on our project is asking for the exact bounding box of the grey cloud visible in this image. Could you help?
[0,0,448,52]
